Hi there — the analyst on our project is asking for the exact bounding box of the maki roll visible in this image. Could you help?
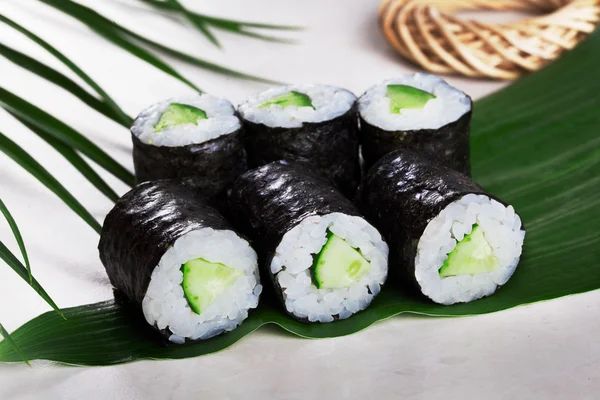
[238,84,360,195]
[131,94,246,200]
[357,149,525,305]
[99,180,261,343]
[229,161,388,322]
[358,74,472,175]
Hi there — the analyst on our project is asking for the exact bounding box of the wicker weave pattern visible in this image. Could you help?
[379,0,600,79]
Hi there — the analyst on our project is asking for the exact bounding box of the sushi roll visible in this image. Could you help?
[238,84,360,195]
[229,161,388,322]
[98,180,261,343]
[131,94,246,200]
[358,74,472,175]
[357,149,525,305]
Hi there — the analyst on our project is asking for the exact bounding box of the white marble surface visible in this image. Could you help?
[0,0,598,399]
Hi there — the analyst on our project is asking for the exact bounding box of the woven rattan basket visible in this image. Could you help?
[379,0,600,79]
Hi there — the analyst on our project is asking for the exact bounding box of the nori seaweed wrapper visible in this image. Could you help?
[132,127,247,201]
[359,105,472,176]
[98,180,233,338]
[241,109,360,196]
[228,161,361,319]
[356,149,490,293]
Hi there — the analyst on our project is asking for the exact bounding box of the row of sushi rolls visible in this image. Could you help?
[99,73,526,344]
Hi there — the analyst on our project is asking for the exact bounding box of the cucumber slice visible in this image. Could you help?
[386,84,436,114]
[312,232,371,289]
[438,225,501,277]
[181,258,243,315]
[258,91,315,109]
[154,103,207,132]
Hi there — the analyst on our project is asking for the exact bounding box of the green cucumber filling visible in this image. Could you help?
[181,258,242,315]
[386,84,436,114]
[258,91,315,109]
[438,224,501,277]
[154,103,207,132]
[312,231,371,289]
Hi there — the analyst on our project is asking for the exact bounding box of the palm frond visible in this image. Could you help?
[39,0,280,84]
[139,0,303,31]
[0,131,101,234]
[0,43,133,128]
[0,199,65,321]
[0,87,135,187]
[148,0,302,46]
[0,199,32,283]
[165,0,221,48]
[0,323,29,366]
[0,43,131,128]
[0,241,65,320]
[174,8,302,44]
[10,115,119,202]
[0,14,131,126]
[122,27,283,84]
[46,3,203,92]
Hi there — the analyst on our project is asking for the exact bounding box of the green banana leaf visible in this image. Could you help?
[1,28,599,366]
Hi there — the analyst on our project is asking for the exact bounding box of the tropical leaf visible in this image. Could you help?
[139,0,302,31]
[165,0,221,48]
[0,241,65,320]
[39,0,281,85]
[0,14,131,126]
[0,198,32,283]
[0,323,28,366]
[122,27,282,84]
[1,27,600,366]
[140,0,301,45]
[10,115,119,202]
[0,131,102,234]
[0,43,131,127]
[41,1,203,93]
[139,0,302,30]
[0,87,135,187]
[197,13,302,31]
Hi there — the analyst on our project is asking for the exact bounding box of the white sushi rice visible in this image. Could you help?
[358,73,471,131]
[238,84,357,128]
[271,213,388,322]
[415,194,525,305]
[131,94,241,147]
[142,228,262,343]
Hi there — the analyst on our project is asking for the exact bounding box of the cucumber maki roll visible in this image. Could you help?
[131,94,246,200]
[229,161,388,322]
[357,149,525,305]
[358,74,472,175]
[238,84,360,195]
[98,180,261,343]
